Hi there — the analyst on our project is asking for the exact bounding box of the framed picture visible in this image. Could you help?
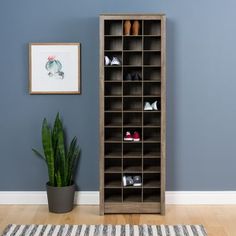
[29,43,81,94]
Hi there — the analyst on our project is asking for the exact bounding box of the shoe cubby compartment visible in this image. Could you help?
[144,37,161,51]
[105,20,123,36]
[105,67,122,81]
[144,52,161,66]
[123,67,142,81]
[123,173,142,187]
[123,82,142,96]
[105,82,122,96]
[124,37,142,51]
[143,143,160,157]
[105,97,122,111]
[105,112,122,127]
[105,158,122,173]
[123,112,142,127]
[143,173,160,188]
[143,159,160,172]
[123,143,142,157]
[143,68,161,81]
[123,128,142,141]
[143,98,161,111]
[105,173,122,188]
[144,20,161,36]
[123,97,142,111]
[105,52,122,66]
[105,189,122,202]
[143,83,161,96]
[105,143,122,157]
[105,128,122,142]
[123,20,142,36]
[123,52,142,66]
[143,189,160,202]
[143,128,160,142]
[105,37,122,51]
[123,189,142,202]
[123,158,142,173]
[143,113,161,126]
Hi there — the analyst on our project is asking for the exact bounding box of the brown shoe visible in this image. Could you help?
[124,20,131,35]
[132,20,140,35]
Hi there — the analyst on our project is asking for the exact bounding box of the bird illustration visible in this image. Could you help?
[45,55,64,79]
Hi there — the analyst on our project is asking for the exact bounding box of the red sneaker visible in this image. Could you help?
[133,131,140,142]
[124,131,133,141]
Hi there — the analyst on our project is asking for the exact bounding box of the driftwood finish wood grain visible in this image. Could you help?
[100,14,166,214]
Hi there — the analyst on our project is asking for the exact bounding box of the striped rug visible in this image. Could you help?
[1,224,207,236]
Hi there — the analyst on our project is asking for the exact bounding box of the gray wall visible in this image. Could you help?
[0,0,236,191]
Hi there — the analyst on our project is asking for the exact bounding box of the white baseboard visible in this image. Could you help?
[0,191,236,205]
[166,191,236,204]
[0,191,99,205]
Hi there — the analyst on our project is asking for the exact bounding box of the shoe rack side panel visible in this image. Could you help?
[99,15,105,215]
[160,15,166,215]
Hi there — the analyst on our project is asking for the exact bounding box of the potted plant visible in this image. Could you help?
[32,113,80,213]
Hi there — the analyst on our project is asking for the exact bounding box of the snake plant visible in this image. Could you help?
[32,113,80,187]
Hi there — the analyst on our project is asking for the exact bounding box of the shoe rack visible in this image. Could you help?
[99,14,166,214]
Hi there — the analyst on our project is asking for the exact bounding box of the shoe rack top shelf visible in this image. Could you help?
[104,17,162,36]
[100,14,166,214]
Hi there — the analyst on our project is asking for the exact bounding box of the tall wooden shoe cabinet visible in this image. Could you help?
[99,14,166,214]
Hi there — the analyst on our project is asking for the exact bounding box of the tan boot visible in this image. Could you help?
[132,20,140,35]
[124,20,131,35]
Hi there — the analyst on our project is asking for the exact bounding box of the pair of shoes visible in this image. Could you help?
[105,56,121,66]
[123,175,142,187]
[124,72,141,81]
[124,20,140,36]
[144,101,159,111]
[124,131,140,142]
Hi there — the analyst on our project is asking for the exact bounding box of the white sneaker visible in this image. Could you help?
[144,102,152,111]
[124,131,133,141]
[104,56,111,66]
[151,101,158,110]
[111,57,121,66]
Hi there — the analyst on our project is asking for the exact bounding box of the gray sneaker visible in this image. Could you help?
[133,176,142,186]
[123,176,133,186]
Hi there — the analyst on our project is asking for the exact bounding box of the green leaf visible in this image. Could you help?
[32,148,45,160]
[52,113,60,153]
[55,170,62,187]
[56,116,66,185]
[66,137,77,184]
[42,118,55,186]
[68,147,80,185]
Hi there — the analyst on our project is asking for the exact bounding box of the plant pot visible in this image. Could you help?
[46,182,75,213]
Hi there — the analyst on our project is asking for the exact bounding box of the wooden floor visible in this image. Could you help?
[0,205,236,235]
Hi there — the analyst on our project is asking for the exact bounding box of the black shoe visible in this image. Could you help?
[132,72,141,81]
[124,73,132,81]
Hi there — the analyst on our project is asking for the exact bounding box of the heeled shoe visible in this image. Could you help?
[124,20,131,35]
[132,20,140,35]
